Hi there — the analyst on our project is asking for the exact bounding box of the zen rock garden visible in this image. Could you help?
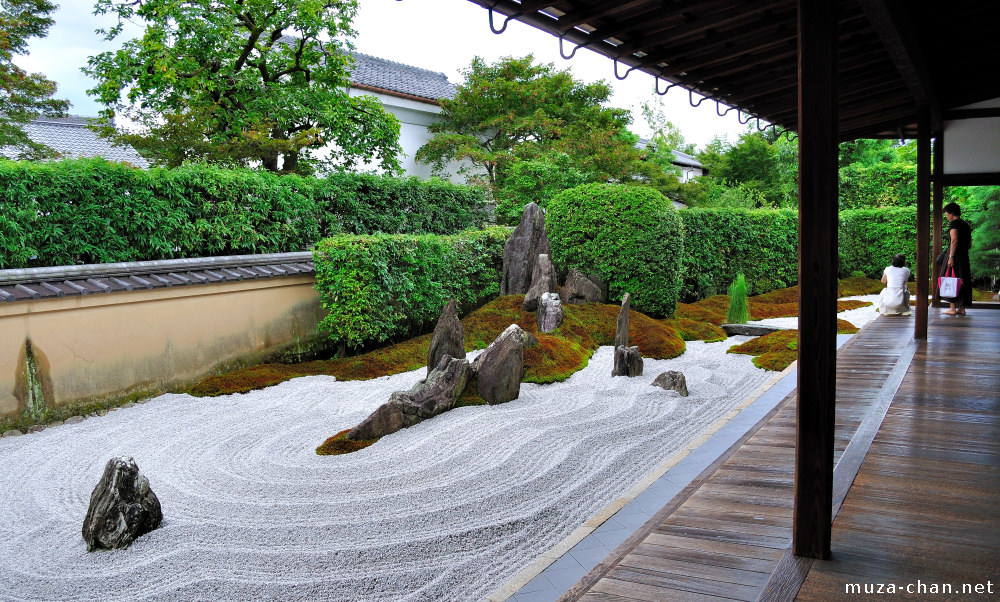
[342,202,688,444]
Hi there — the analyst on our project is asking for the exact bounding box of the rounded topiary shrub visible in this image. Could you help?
[546,183,684,317]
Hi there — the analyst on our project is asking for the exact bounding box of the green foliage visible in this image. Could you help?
[493,153,591,225]
[0,159,486,268]
[85,0,400,174]
[838,207,922,278]
[546,183,684,317]
[965,187,1000,284]
[313,229,508,348]
[416,55,670,197]
[839,162,917,209]
[697,131,798,208]
[726,274,749,324]
[0,0,69,159]
[676,208,798,301]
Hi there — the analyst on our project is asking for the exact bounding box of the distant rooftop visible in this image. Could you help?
[349,52,456,103]
[0,116,150,168]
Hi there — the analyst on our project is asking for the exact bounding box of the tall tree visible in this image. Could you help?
[416,55,654,192]
[0,0,69,159]
[85,0,401,174]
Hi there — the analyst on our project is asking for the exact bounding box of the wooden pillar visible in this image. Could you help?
[932,135,944,307]
[915,106,931,339]
[793,0,838,560]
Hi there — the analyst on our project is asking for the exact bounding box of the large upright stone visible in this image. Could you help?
[522,254,558,312]
[501,202,551,295]
[348,355,471,441]
[613,345,644,377]
[82,457,163,552]
[615,293,631,348]
[537,292,564,333]
[427,298,465,374]
[561,269,603,305]
[472,324,525,405]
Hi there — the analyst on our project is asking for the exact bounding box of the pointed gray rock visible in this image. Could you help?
[501,202,551,295]
[537,292,564,333]
[615,293,631,348]
[348,355,471,441]
[82,457,162,552]
[522,254,558,311]
[612,345,644,377]
[427,299,465,374]
[472,324,525,405]
[561,268,603,305]
[652,371,689,396]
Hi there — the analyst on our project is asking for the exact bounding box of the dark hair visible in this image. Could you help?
[891,254,906,268]
[944,202,961,216]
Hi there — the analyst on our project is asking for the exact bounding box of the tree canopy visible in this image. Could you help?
[0,0,69,159]
[415,55,660,193]
[85,0,401,175]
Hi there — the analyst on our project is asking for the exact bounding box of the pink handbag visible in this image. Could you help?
[938,267,962,299]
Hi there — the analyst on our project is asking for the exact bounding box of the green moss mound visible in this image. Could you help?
[661,317,727,343]
[728,318,860,372]
[316,429,378,456]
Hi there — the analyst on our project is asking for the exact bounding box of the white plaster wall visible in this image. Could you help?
[944,97,1000,175]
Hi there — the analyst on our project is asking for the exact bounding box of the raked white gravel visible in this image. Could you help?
[0,296,881,601]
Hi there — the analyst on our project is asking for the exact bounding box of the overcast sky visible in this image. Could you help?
[19,0,751,150]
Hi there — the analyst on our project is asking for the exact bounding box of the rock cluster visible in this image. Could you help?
[427,298,465,373]
[501,202,550,295]
[612,293,644,377]
[82,457,162,552]
[652,371,689,396]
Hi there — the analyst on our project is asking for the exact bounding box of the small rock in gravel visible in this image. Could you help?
[49,420,64,428]
[2,430,23,438]
[27,425,46,434]
[65,416,85,425]
[136,399,148,404]
[97,410,108,416]
[123,403,135,408]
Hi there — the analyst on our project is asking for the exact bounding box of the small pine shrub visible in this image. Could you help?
[726,274,750,324]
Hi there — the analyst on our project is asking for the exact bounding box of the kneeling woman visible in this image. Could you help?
[878,254,911,316]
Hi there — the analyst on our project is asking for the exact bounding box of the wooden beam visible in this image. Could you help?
[793,0,838,560]
[857,0,942,126]
[939,172,1000,186]
[932,135,944,307]
[915,105,931,339]
[944,108,1000,120]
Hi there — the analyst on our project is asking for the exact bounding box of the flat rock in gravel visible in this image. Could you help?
[652,371,689,396]
[1,430,22,438]
[427,299,465,374]
[82,457,162,552]
[501,203,551,295]
[348,355,471,440]
[65,416,85,425]
[721,323,784,336]
[472,324,525,405]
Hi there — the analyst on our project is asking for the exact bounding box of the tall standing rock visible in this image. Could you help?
[82,457,163,552]
[501,202,551,295]
[615,293,631,348]
[472,324,526,405]
[347,355,471,441]
[522,254,558,311]
[613,346,644,377]
[427,299,465,374]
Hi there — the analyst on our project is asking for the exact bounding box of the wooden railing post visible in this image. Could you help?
[793,0,838,560]
[916,106,931,339]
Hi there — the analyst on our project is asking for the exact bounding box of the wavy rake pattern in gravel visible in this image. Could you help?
[0,339,770,601]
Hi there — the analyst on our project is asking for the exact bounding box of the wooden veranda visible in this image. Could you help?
[460,0,1000,565]
[557,308,999,600]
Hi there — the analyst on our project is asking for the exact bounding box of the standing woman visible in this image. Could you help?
[943,202,973,315]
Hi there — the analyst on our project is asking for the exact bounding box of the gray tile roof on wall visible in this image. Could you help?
[0,116,150,168]
[0,253,314,304]
[349,52,456,102]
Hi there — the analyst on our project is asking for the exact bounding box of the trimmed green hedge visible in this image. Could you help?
[0,158,486,268]
[677,208,799,300]
[839,162,917,210]
[313,228,508,349]
[546,183,683,317]
[839,207,925,278]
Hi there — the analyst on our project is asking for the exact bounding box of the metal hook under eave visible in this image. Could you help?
[613,58,641,80]
[654,77,680,96]
[559,33,590,60]
[738,111,753,124]
[689,89,708,108]
[488,6,522,34]
[783,129,798,141]
[715,100,738,117]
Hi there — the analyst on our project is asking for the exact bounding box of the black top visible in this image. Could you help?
[949,217,972,258]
